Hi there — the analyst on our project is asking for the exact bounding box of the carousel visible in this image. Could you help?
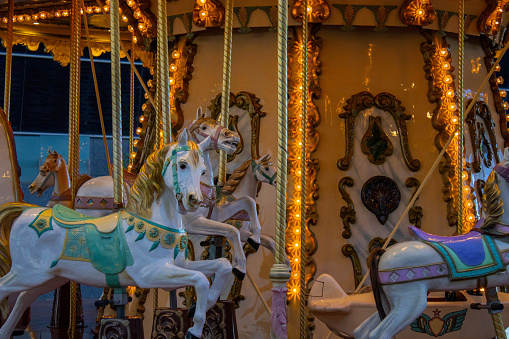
[0,0,509,338]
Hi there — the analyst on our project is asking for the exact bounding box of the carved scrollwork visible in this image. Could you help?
[342,244,362,289]
[406,177,423,228]
[361,116,393,165]
[98,317,143,338]
[152,309,190,339]
[399,0,435,26]
[478,0,509,37]
[338,177,356,239]
[361,176,401,225]
[466,99,500,173]
[368,237,397,253]
[291,0,331,23]
[337,91,421,172]
[193,0,225,27]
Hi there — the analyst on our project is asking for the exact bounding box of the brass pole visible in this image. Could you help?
[4,0,13,120]
[110,0,123,206]
[458,0,464,234]
[299,2,308,338]
[269,0,291,335]
[158,0,171,145]
[130,45,135,166]
[218,0,234,185]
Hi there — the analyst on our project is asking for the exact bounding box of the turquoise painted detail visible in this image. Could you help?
[136,231,146,241]
[410,308,467,336]
[50,259,59,268]
[427,235,504,279]
[164,232,176,246]
[52,204,96,223]
[149,240,160,252]
[161,145,204,197]
[28,209,53,238]
[127,212,185,235]
[106,274,121,288]
[125,225,134,233]
[62,226,90,260]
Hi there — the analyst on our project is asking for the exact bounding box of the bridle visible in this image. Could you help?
[162,145,203,214]
[251,160,276,185]
[188,120,225,149]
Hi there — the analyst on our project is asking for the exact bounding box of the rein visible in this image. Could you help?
[188,120,225,149]
[251,160,276,185]
[161,145,203,214]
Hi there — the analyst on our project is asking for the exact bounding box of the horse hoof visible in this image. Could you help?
[188,302,197,318]
[232,268,246,280]
[247,238,260,252]
[185,332,201,339]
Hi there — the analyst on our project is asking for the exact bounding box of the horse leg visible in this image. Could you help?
[181,257,232,310]
[211,197,261,245]
[186,217,246,277]
[0,276,67,337]
[368,283,428,339]
[353,312,381,339]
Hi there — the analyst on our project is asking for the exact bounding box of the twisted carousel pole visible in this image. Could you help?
[217,0,233,185]
[157,0,171,145]
[270,0,291,335]
[458,0,464,235]
[299,1,308,338]
[4,0,13,120]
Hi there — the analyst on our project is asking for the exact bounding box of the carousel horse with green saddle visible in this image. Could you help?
[0,131,231,339]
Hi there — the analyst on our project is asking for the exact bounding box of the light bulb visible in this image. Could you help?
[496,64,501,72]
[442,62,450,70]
[446,90,455,98]
[443,75,453,84]
[449,103,457,111]
[439,48,448,57]
[504,102,509,110]
[172,50,180,59]
[500,89,507,97]
[463,186,471,194]
[497,76,504,85]
[466,200,473,208]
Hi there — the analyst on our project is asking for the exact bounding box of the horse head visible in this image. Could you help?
[28,150,63,196]
[187,107,240,154]
[252,153,277,187]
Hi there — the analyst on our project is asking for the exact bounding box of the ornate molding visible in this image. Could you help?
[361,116,393,166]
[478,0,509,37]
[480,35,509,147]
[338,177,355,239]
[465,99,500,173]
[406,177,423,228]
[286,25,321,310]
[341,244,362,289]
[193,0,225,27]
[337,91,421,172]
[361,176,401,225]
[333,4,397,32]
[400,0,435,26]
[291,0,331,23]
[368,237,397,253]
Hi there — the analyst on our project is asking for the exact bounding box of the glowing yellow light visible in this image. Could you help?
[416,8,424,17]
[462,171,468,180]
[140,115,145,122]
[63,10,69,16]
[33,22,39,25]
[296,199,300,203]
[133,36,137,43]
[172,50,181,59]
[134,11,141,18]
[294,228,300,233]
[127,0,135,7]
[138,23,145,30]
[446,90,455,98]
[451,117,458,124]
[18,15,24,21]
[55,12,61,17]
[122,15,128,22]
[148,80,153,87]
[144,93,148,99]
[307,5,313,14]
[296,185,301,190]
[86,7,93,14]
[131,152,136,159]
[40,13,46,19]
[136,127,142,134]
[94,7,101,13]
[79,9,83,15]
[199,0,206,4]
[442,62,450,70]
[2,18,7,23]
[496,64,501,72]
[170,64,177,72]
[443,75,453,84]
[294,258,299,262]
[169,77,176,85]
[504,102,509,110]
[466,200,473,208]
[466,214,475,222]
[294,243,299,247]
[142,104,147,111]
[103,5,110,12]
[448,103,457,111]
[500,89,507,97]
[134,139,139,146]
[297,170,301,176]
[128,164,133,170]
[463,186,471,194]
[439,48,448,57]
[496,76,504,85]
[293,288,297,293]
[199,10,208,18]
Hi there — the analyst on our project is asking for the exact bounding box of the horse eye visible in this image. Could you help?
[202,170,206,176]
[265,167,269,171]
[201,126,207,130]
[179,163,187,170]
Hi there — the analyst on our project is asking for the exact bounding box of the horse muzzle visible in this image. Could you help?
[177,193,202,214]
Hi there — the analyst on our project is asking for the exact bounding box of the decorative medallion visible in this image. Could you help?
[399,0,435,26]
[361,176,401,225]
[465,99,500,173]
[338,91,421,172]
[193,0,225,27]
[338,177,356,239]
[291,0,331,23]
[28,208,53,238]
[410,308,467,337]
[361,116,393,165]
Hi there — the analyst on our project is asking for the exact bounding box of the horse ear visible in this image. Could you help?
[196,107,203,120]
[204,108,212,119]
[54,150,59,156]
[198,136,211,152]
[48,150,52,155]
[178,128,188,147]
[505,147,509,162]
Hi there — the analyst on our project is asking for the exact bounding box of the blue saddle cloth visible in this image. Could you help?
[409,225,505,280]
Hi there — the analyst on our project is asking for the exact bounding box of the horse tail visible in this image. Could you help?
[0,202,36,276]
[369,247,388,320]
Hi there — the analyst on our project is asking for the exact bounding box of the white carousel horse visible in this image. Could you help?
[183,108,264,279]
[354,149,509,339]
[0,132,231,339]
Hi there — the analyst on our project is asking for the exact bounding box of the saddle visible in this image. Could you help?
[409,225,505,280]
[52,204,117,233]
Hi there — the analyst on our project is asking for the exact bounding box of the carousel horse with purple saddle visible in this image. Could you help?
[354,149,509,339]
[0,131,231,339]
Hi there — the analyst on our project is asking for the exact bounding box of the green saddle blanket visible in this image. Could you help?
[48,206,133,287]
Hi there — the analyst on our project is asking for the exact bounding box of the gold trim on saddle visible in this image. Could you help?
[122,210,188,256]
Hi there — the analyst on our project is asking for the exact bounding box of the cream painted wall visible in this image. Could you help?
[144,26,505,339]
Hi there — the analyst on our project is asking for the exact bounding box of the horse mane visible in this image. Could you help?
[222,160,251,194]
[126,141,201,219]
[481,169,506,228]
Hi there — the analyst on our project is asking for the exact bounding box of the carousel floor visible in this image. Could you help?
[14,287,101,339]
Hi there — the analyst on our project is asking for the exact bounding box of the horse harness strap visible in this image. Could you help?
[251,160,276,185]
[50,189,72,202]
[494,164,509,181]
[189,121,225,149]
[200,182,216,219]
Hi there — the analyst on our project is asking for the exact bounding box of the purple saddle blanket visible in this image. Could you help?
[408,221,486,267]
